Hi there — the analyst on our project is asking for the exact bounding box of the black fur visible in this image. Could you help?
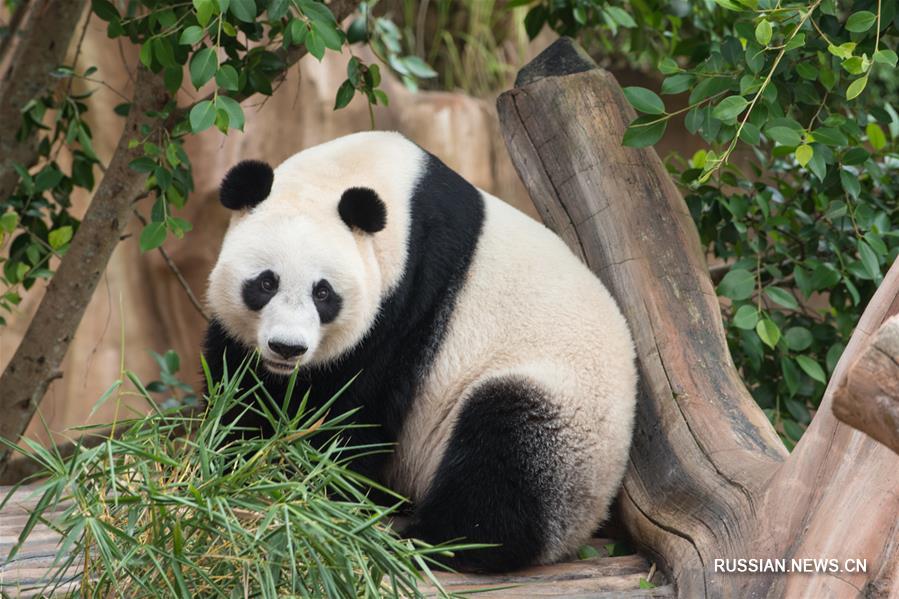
[203,152,484,484]
[312,279,342,324]
[241,270,278,311]
[338,187,387,233]
[404,378,564,572]
[220,160,274,210]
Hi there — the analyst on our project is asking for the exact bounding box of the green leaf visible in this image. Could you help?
[785,398,811,424]
[784,327,813,351]
[334,79,355,109]
[139,42,153,69]
[796,355,826,384]
[658,57,679,75]
[826,343,844,373]
[756,318,781,349]
[765,287,799,310]
[688,77,732,104]
[621,116,666,148]
[179,25,205,45]
[873,49,898,68]
[215,65,240,91]
[193,0,216,27]
[523,5,547,39]
[577,544,600,560]
[605,6,636,28]
[846,75,868,100]
[91,0,120,21]
[660,74,693,95]
[229,0,256,22]
[639,578,656,590]
[402,56,437,79]
[164,67,183,95]
[827,42,856,59]
[139,222,167,253]
[765,126,802,146]
[781,356,800,395]
[718,268,755,301]
[623,87,665,115]
[783,419,805,442]
[755,19,772,45]
[866,123,887,150]
[739,122,761,145]
[857,239,881,281]
[305,29,325,60]
[795,144,813,167]
[845,11,876,32]
[48,226,73,250]
[840,170,860,198]
[733,305,759,330]
[809,127,847,146]
[312,20,344,51]
[0,212,18,233]
[189,100,216,132]
[189,47,217,89]
[712,95,748,122]
[215,96,244,130]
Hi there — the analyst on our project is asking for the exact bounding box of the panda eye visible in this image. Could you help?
[313,282,331,302]
[260,277,277,293]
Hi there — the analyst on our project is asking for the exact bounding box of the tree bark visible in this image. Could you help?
[831,315,899,455]
[0,0,89,200]
[497,37,899,598]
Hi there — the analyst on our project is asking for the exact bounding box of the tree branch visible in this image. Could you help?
[133,209,210,322]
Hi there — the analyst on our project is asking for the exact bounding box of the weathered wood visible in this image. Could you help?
[498,37,899,598]
[832,314,899,454]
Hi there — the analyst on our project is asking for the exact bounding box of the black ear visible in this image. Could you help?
[220,160,274,210]
[338,187,387,233]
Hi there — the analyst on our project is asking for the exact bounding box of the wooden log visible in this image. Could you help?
[497,37,899,598]
[832,314,899,454]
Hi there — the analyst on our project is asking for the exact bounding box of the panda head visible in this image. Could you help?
[207,158,392,375]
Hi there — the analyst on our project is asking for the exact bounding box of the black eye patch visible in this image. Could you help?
[312,279,342,324]
[242,270,278,311]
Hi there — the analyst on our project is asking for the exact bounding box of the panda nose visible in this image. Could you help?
[268,340,307,360]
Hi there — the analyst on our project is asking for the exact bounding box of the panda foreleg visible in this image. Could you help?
[403,376,575,573]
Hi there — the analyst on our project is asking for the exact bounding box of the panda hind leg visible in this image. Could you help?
[404,376,572,573]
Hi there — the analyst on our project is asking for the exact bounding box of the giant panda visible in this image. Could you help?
[204,131,637,573]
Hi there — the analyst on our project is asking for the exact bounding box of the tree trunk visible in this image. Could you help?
[497,37,899,598]
[0,0,89,200]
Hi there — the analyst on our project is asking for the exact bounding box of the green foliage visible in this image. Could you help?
[1,356,470,598]
[518,0,898,447]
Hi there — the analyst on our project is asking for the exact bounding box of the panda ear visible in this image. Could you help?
[220,160,274,210]
[338,187,387,234]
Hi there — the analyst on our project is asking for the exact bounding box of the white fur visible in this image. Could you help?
[208,131,637,564]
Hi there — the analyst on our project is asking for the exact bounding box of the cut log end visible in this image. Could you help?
[833,314,899,455]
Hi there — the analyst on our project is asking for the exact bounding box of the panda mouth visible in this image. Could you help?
[262,358,299,375]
